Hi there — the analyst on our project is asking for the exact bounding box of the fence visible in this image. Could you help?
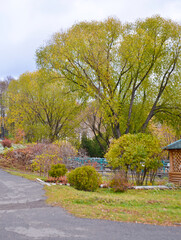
[157,160,169,177]
[68,157,170,176]
[68,157,108,171]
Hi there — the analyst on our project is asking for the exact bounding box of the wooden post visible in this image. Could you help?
[169,150,173,172]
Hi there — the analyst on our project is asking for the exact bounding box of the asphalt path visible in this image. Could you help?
[0,169,180,240]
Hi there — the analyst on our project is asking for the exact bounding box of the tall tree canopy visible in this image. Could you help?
[36,16,181,139]
[0,76,13,138]
[7,71,82,142]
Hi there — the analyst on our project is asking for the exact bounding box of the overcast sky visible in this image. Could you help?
[1,0,181,79]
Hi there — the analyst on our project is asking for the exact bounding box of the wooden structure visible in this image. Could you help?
[164,140,181,185]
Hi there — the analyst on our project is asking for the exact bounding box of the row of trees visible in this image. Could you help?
[2,16,181,155]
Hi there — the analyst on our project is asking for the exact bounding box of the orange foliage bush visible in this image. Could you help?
[14,129,25,143]
[0,142,77,172]
[46,176,68,184]
[110,171,131,192]
[1,138,12,148]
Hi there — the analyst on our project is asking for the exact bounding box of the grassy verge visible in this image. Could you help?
[5,169,181,226]
[45,185,181,226]
[5,169,46,181]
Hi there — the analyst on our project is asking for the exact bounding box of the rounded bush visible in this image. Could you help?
[48,163,67,178]
[110,171,130,192]
[68,166,102,192]
[1,138,12,148]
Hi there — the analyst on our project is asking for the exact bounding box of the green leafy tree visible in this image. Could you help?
[31,153,62,177]
[7,70,82,142]
[149,121,179,160]
[82,101,111,151]
[105,133,162,185]
[36,16,181,138]
[80,132,107,157]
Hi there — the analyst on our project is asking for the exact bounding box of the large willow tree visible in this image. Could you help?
[7,71,82,142]
[36,16,181,139]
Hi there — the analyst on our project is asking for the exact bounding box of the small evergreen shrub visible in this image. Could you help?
[80,133,107,157]
[68,165,102,191]
[1,138,12,148]
[48,163,67,178]
[110,171,130,192]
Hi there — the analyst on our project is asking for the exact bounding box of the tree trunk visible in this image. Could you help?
[112,122,121,139]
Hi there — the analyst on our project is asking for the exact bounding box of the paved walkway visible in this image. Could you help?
[0,169,180,240]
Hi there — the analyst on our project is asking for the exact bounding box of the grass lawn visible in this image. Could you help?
[45,185,181,226]
[5,169,46,181]
[5,169,181,226]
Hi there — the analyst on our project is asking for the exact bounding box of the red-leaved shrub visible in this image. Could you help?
[86,160,99,170]
[110,171,131,192]
[0,142,77,174]
[46,176,68,184]
[14,129,25,144]
[1,138,12,148]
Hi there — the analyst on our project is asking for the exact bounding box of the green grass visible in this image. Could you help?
[6,169,46,181]
[0,143,27,154]
[5,170,181,226]
[45,185,181,226]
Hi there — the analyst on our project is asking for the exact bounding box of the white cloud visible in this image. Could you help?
[0,0,181,78]
[161,0,181,21]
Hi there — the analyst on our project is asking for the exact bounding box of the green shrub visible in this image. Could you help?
[68,166,102,191]
[105,133,162,185]
[48,163,67,178]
